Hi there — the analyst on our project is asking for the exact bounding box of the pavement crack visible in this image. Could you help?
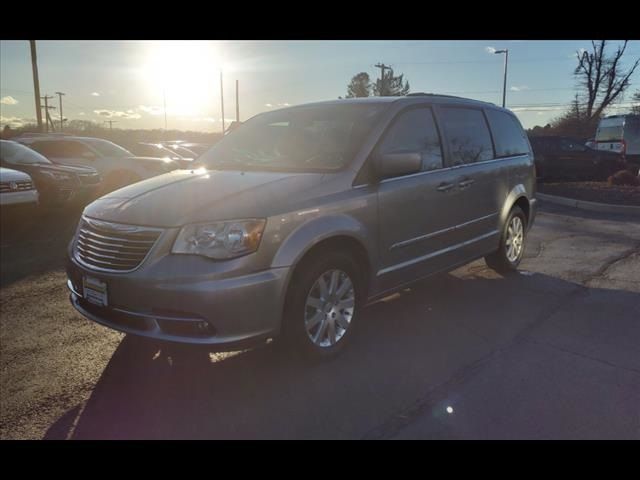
[525,339,640,375]
[584,243,640,286]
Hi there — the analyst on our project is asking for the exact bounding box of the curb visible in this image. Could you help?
[537,193,640,216]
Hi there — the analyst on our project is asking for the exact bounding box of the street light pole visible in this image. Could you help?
[494,49,509,108]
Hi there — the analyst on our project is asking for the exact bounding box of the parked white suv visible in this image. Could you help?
[15,134,180,194]
[0,166,39,207]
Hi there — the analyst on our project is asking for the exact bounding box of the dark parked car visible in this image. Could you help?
[0,140,101,206]
[67,95,536,359]
[15,134,179,194]
[528,135,627,181]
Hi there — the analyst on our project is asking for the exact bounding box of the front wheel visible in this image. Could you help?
[485,206,527,274]
[282,251,364,360]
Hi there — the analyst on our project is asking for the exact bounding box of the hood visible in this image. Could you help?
[0,167,33,183]
[83,168,335,227]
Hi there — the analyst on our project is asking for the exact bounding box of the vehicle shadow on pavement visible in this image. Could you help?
[0,206,84,288]
[43,269,640,440]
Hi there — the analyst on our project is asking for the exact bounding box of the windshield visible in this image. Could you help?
[596,124,624,142]
[199,104,386,172]
[0,141,52,165]
[82,138,132,157]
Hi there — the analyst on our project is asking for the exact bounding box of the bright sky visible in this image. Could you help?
[1,40,639,132]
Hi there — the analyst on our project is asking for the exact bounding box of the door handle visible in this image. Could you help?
[437,182,456,192]
[458,178,475,189]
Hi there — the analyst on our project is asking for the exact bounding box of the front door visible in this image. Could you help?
[375,106,458,290]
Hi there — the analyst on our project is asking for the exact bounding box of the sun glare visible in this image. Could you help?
[142,41,226,117]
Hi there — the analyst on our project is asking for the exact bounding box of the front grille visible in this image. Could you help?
[74,217,161,272]
[78,173,101,185]
[1,180,35,192]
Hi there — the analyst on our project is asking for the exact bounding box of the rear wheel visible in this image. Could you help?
[282,251,363,360]
[485,206,527,274]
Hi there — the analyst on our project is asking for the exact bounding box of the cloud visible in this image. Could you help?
[138,105,164,115]
[0,116,35,128]
[1,96,19,105]
[91,92,101,97]
[93,109,141,119]
[510,85,529,92]
[485,46,497,54]
[265,102,290,108]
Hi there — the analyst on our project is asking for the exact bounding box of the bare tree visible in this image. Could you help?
[346,72,372,98]
[574,40,639,120]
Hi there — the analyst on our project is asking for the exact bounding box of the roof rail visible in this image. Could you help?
[405,92,495,105]
[15,132,72,138]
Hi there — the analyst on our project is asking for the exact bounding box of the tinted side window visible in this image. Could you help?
[378,107,443,171]
[485,109,530,157]
[31,141,92,157]
[29,141,64,157]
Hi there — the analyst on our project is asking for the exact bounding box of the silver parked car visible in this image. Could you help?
[67,95,537,358]
[0,166,38,207]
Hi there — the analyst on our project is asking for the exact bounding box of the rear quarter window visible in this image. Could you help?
[485,109,530,157]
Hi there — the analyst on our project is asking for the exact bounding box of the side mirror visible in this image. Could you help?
[372,152,422,180]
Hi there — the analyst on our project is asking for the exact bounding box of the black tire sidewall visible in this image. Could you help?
[283,251,364,359]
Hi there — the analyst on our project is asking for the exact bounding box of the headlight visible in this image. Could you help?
[42,170,72,181]
[172,219,266,259]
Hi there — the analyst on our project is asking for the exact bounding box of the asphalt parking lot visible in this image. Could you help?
[1,203,639,439]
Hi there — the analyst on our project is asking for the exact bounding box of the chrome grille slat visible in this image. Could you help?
[73,218,161,272]
[76,238,147,256]
[1,181,34,192]
[76,244,145,261]
[77,234,151,251]
[79,228,157,244]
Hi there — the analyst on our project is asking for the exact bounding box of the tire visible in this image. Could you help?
[485,205,527,274]
[282,250,364,360]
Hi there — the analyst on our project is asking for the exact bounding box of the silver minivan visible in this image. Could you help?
[67,95,537,358]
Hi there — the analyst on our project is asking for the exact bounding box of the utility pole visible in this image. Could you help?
[55,92,65,131]
[104,120,117,132]
[29,41,43,132]
[41,95,56,132]
[220,71,225,134]
[374,63,391,96]
[235,79,240,122]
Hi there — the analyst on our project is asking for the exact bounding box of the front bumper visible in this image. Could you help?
[0,189,38,207]
[67,255,290,346]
